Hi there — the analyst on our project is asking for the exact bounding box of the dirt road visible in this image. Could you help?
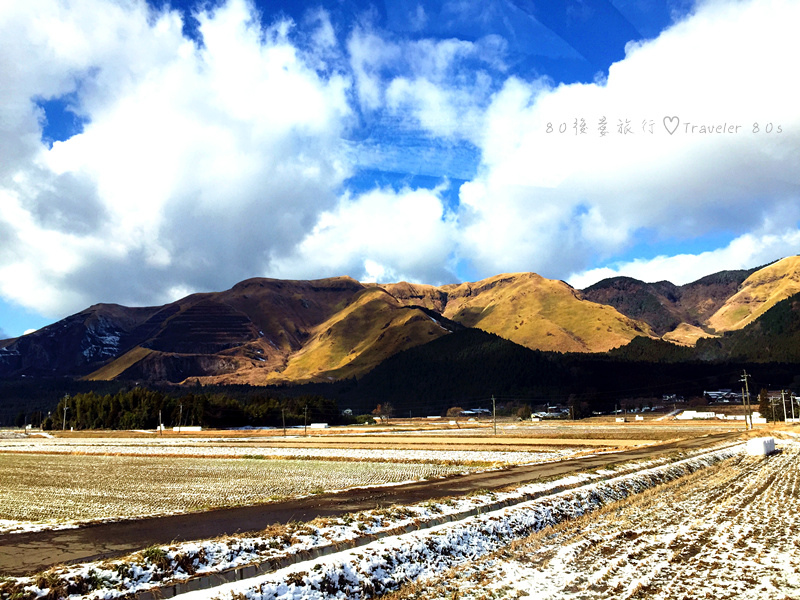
[0,431,742,576]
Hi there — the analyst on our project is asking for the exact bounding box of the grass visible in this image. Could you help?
[83,346,153,381]
[264,288,449,383]
[709,256,800,331]
[441,273,653,353]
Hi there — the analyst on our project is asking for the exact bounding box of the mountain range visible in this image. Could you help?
[2,255,799,385]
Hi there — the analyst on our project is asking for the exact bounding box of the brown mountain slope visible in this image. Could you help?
[581,266,766,344]
[259,287,452,384]
[0,303,160,377]
[69,272,657,382]
[581,267,759,335]
[707,256,800,332]
[90,277,371,383]
[581,277,685,335]
[441,273,654,352]
[6,264,741,384]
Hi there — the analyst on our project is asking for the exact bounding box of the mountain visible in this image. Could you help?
[439,273,653,352]
[0,303,160,376]
[581,259,800,345]
[705,256,800,332]
[3,256,799,385]
[581,277,687,336]
[696,292,800,362]
[0,273,650,384]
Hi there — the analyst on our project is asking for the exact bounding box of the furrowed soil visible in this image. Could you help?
[389,441,800,600]
[0,430,742,576]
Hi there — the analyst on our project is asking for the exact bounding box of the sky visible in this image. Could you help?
[1,0,799,338]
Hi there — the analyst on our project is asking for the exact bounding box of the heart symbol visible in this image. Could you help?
[663,116,679,135]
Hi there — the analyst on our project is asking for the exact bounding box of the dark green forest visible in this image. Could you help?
[40,388,343,430]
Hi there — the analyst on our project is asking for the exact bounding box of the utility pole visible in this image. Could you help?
[783,390,789,424]
[159,410,162,436]
[178,403,183,433]
[741,385,748,431]
[740,370,752,430]
[304,405,308,436]
[770,396,779,423]
[792,393,797,424]
[62,394,70,431]
[281,408,286,437]
[492,395,496,436]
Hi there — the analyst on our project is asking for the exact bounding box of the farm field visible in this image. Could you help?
[388,441,800,600]
[0,421,747,535]
[0,436,588,463]
[0,453,481,533]
[0,442,746,600]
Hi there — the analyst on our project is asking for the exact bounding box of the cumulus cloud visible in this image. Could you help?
[568,229,800,288]
[1,0,798,325]
[455,0,800,280]
[0,0,351,315]
[269,185,457,284]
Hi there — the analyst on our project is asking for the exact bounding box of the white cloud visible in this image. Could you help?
[1,0,799,325]
[348,26,503,142]
[454,0,800,280]
[0,0,352,316]
[269,185,457,284]
[568,229,800,288]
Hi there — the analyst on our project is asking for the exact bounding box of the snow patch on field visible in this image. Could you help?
[0,438,583,465]
[406,442,800,600]
[181,445,743,600]
[0,444,742,600]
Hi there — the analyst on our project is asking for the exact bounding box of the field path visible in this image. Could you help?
[0,431,740,576]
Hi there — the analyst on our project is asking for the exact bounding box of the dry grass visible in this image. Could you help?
[708,255,800,331]
[440,273,654,353]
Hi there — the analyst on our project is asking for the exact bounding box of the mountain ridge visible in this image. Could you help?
[2,256,799,384]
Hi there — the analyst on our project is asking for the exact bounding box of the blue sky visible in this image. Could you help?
[1,0,798,338]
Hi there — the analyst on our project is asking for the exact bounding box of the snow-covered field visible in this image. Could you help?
[0,453,482,533]
[0,443,745,600]
[393,441,800,600]
[0,437,583,465]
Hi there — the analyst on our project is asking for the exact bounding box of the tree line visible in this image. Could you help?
[43,388,346,430]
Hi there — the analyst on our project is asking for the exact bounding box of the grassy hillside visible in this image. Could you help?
[707,256,800,332]
[84,346,154,381]
[582,267,760,340]
[441,273,654,352]
[582,277,685,335]
[697,293,800,362]
[263,288,452,383]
